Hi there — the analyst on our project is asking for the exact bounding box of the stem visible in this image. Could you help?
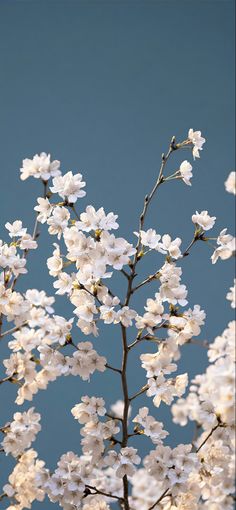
[71,204,80,220]
[0,322,28,340]
[148,488,170,510]
[196,423,221,453]
[105,413,123,422]
[125,136,179,305]
[182,230,203,258]
[85,484,124,502]
[120,324,130,510]
[131,271,160,295]
[11,179,48,291]
[105,364,122,374]
[117,137,189,509]
[0,375,16,385]
[129,384,148,402]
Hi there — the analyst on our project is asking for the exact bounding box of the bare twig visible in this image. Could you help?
[129,384,148,402]
[148,488,170,510]
[105,364,122,374]
[196,423,222,453]
[85,484,124,502]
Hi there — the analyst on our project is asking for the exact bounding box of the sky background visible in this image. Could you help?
[0,1,235,508]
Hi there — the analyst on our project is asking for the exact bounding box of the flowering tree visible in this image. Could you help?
[0,130,235,510]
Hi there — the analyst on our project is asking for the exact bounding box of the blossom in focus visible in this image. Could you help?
[50,171,86,203]
[47,207,70,239]
[5,220,27,238]
[34,198,53,223]
[76,205,119,231]
[192,210,216,231]
[134,229,161,249]
[1,408,41,457]
[20,152,61,181]
[157,234,182,259]
[179,160,193,186]
[224,171,236,195]
[188,128,206,159]
[211,228,235,264]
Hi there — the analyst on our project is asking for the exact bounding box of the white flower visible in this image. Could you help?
[47,206,70,239]
[115,306,137,327]
[211,228,235,264]
[19,234,37,250]
[134,229,161,249]
[71,396,106,424]
[20,152,61,181]
[25,289,54,312]
[226,279,236,308]
[76,205,119,231]
[157,234,182,259]
[69,341,106,380]
[53,272,74,295]
[192,210,216,231]
[179,160,193,186]
[5,220,27,238]
[100,305,118,324]
[106,447,141,478]
[133,407,168,443]
[47,315,74,345]
[34,197,53,223]
[47,244,63,276]
[188,128,206,159]
[45,452,85,507]
[3,449,48,508]
[50,171,86,203]
[1,408,41,457]
[159,262,188,306]
[224,171,236,195]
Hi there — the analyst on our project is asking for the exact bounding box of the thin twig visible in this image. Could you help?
[105,364,122,374]
[148,488,170,510]
[196,423,221,453]
[131,271,160,294]
[0,322,28,340]
[129,384,148,402]
[85,484,124,502]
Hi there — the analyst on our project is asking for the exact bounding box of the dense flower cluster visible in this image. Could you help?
[0,128,235,510]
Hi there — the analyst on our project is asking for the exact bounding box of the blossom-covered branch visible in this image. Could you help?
[0,133,235,510]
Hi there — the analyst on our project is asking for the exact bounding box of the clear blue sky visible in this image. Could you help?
[0,2,235,508]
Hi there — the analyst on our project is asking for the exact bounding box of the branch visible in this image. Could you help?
[131,271,160,295]
[120,324,131,510]
[105,412,123,422]
[0,322,28,340]
[129,384,148,402]
[148,488,170,510]
[195,422,223,453]
[0,375,16,386]
[105,363,122,374]
[85,484,124,502]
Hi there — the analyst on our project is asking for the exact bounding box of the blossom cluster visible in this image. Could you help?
[0,128,235,510]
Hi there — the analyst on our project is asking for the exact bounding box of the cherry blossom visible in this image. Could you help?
[192,210,216,231]
[20,152,61,181]
[188,128,206,159]
[179,160,193,185]
[0,128,234,510]
[50,170,86,203]
[224,171,236,195]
